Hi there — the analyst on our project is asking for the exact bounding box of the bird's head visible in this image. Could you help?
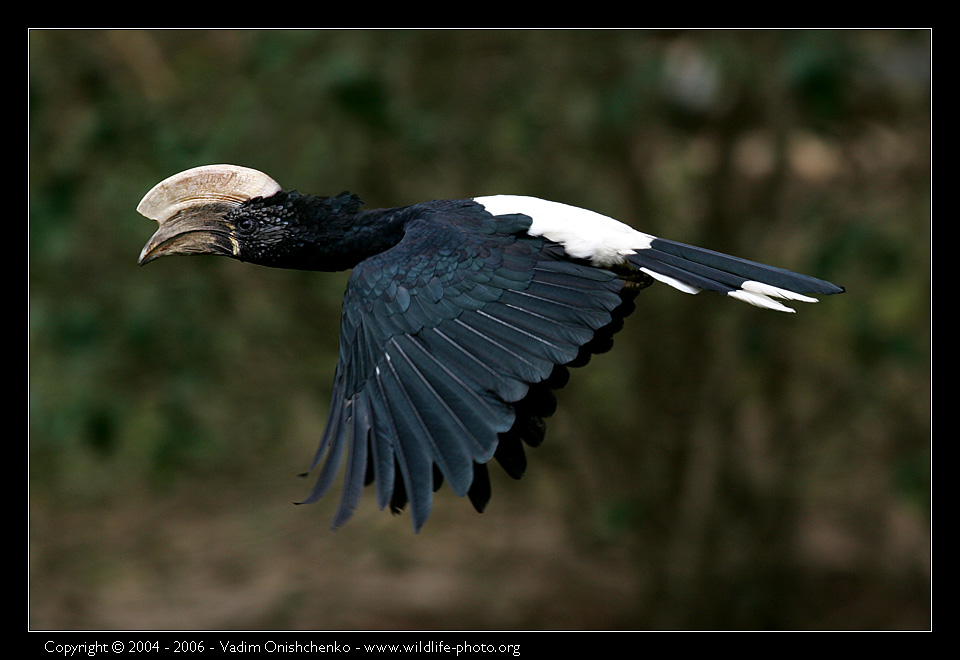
[137,164,285,266]
[137,164,378,271]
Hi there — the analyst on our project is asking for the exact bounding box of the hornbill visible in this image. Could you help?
[137,164,844,532]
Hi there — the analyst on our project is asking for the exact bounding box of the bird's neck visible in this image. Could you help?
[274,190,409,272]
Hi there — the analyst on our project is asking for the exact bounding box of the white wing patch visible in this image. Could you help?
[474,195,652,267]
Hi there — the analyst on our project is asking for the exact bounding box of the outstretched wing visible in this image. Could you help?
[299,200,629,531]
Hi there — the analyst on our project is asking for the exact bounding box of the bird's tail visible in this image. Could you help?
[626,237,844,312]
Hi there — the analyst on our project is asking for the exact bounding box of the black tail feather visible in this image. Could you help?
[627,238,844,311]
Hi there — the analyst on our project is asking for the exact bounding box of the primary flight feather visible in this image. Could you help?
[137,164,844,532]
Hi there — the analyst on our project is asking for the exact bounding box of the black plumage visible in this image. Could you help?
[137,165,843,532]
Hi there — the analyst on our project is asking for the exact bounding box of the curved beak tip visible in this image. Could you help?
[137,249,156,266]
[137,226,170,266]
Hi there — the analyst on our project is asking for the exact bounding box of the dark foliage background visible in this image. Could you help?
[29,29,930,630]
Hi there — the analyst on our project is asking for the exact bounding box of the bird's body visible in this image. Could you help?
[137,164,843,531]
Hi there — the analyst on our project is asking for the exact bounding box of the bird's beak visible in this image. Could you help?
[137,202,240,265]
[136,164,281,266]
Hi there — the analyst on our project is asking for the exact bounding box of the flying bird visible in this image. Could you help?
[137,164,844,532]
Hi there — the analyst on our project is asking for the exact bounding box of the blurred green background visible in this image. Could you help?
[29,29,930,630]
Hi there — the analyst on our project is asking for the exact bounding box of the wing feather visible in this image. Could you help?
[302,203,630,531]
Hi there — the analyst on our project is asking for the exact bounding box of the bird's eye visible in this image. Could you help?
[235,217,257,234]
